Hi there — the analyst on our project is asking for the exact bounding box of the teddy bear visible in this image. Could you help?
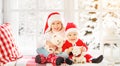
[72,46,86,64]
[45,33,65,54]
[35,34,73,65]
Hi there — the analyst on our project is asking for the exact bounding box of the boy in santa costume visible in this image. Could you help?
[35,12,73,66]
[62,22,104,63]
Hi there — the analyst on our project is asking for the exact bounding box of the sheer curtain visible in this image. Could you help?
[2,0,120,57]
[3,0,65,56]
[0,0,3,24]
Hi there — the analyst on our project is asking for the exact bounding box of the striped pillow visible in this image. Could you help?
[0,23,22,64]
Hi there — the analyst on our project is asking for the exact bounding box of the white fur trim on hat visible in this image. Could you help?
[48,14,63,26]
[65,28,78,35]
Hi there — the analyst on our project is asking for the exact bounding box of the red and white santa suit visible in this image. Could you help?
[62,22,92,62]
[62,39,92,62]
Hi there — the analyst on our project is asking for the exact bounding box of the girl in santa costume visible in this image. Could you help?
[35,12,73,66]
[62,22,104,63]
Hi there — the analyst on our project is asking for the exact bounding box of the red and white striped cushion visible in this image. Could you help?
[0,23,22,64]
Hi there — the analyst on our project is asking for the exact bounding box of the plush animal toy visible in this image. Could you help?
[51,34,65,54]
[44,43,55,54]
[45,34,65,54]
[72,46,86,64]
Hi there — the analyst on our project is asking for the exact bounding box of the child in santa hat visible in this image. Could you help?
[62,22,104,63]
[35,12,73,66]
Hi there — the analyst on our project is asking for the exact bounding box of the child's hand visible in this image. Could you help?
[68,47,73,52]
[54,48,62,54]
[80,46,86,52]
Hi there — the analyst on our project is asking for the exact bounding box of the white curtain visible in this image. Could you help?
[0,0,3,24]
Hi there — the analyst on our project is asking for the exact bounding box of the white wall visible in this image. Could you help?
[64,0,75,22]
[0,0,3,24]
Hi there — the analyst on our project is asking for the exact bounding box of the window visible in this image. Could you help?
[2,0,120,55]
[3,0,64,55]
[74,0,120,50]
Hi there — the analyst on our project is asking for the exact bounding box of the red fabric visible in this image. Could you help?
[62,39,88,52]
[69,54,92,62]
[39,54,47,64]
[20,56,46,66]
[65,22,77,31]
[47,53,57,65]
[26,57,36,66]
[44,12,60,33]
[62,39,92,62]
[0,23,22,64]
[84,54,92,62]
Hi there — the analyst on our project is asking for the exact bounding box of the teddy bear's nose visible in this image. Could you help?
[57,40,59,42]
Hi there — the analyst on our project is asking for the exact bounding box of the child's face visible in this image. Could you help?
[51,20,63,32]
[67,31,78,43]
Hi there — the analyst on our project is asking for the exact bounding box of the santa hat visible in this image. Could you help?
[44,12,63,33]
[65,22,78,35]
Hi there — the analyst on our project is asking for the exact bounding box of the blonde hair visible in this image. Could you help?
[48,21,64,33]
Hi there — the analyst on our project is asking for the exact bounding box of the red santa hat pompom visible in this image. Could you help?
[65,22,78,35]
[44,12,63,33]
